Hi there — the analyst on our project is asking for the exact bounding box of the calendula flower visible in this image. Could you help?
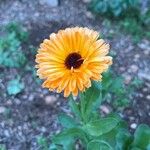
[35,27,112,97]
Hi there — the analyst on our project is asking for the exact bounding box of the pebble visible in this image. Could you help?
[119,67,125,72]
[86,11,94,19]
[134,54,140,59]
[40,127,47,133]
[28,95,34,101]
[44,0,59,7]
[138,72,150,81]
[129,116,135,121]
[146,95,150,100]
[100,105,110,114]
[0,106,6,114]
[0,122,5,128]
[15,99,21,105]
[143,88,148,92]
[6,100,12,105]
[144,49,150,55]
[4,130,10,137]
[56,101,61,106]
[130,65,139,73]
[82,0,92,3]
[138,43,150,50]
[22,95,28,100]
[130,123,137,129]
[45,95,57,105]
[139,93,143,98]
[124,75,132,84]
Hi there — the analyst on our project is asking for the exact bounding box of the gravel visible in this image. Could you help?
[0,0,150,149]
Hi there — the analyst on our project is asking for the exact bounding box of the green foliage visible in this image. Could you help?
[0,145,6,150]
[84,117,120,136]
[89,0,150,39]
[3,108,12,119]
[7,77,24,95]
[101,70,143,108]
[79,81,102,123]
[87,140,113,150]
[49,80,149,150]
[58,114,78,129]
[0,22,28,68]
[89,0,140,18]
[132,124,150,149]
[37,136,49,150]
[51,128,88,150]
[6,22,28,42]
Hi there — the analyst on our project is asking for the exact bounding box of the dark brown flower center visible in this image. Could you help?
[65,52,84,69]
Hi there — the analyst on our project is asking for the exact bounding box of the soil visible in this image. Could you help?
[0,0,150,149]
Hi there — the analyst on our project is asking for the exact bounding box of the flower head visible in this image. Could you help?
[35,27,112,97]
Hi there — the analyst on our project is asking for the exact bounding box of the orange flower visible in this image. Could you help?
[35,27,112,97]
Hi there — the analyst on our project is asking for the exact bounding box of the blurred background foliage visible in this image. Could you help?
[0,22,28,68]
[89,0,150,41]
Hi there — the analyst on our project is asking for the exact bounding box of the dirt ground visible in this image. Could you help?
[0,0,150,149]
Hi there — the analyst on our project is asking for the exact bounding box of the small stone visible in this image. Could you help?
[41,127,47,133]
[82,0,92,3]
[139,93,143,98]
[18,131,23,137]
[56,101,60,106]
[119,67,125,72]
[100,105,110,114]
[0,122,5,128]
[146,95,150,100]
[138,72,150,81]
[129,116,135,121]
[55,129,61,134]
[45,0,58,7]
[4,130,10,137]
[143,88,148,92]
[28,95,34,101]
[0,106,6,114]
[86,11,94,19]
[34,12,40,17]
[43,89,49,95]
[6,100,12,105]
[124,75,132,84]
[134,54,140,59]
[56,94,59,98]
[18,126,22,130]
[138,43,150,50]
[144,49,150,55]
[22,95,28,99]
[130,65,138,73]
[130,123,137,129]
[45,95,57,105]
[15,99,21,105]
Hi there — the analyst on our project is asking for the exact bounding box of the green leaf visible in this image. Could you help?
[84,116,120,137]
[97,119,127,148]
[116,129,132,150]
[7,78,24,95]
[58,113,78,129]
[132,124,150,149]
[49,143,63,150]
[87,140,113,150]
[81,81,102,122]
[0,23,27,68]
[52,128,88,150]
[37,136,48,150]
[69,97,81,121]
[130,148,141,150]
